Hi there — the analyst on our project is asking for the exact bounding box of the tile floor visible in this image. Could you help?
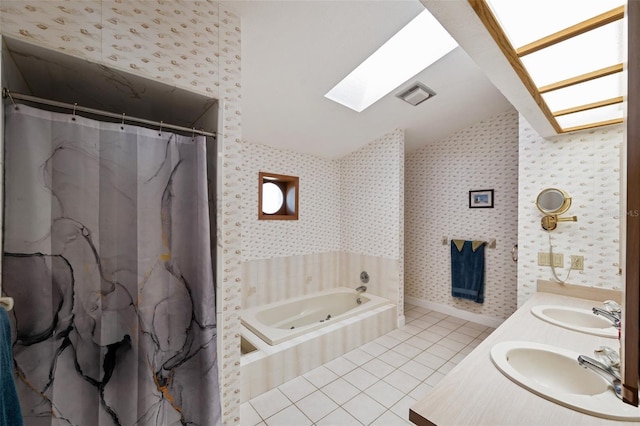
[241,304,495,425]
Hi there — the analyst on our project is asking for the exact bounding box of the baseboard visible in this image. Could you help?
[405,296,504,329]
[397,315,406,328]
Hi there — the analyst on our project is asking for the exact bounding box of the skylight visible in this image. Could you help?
[478,0,626,134]
[324,10,457,113]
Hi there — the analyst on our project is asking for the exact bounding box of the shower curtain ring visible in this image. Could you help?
[72,103,77,121]
[3,88,18,110]
[121,113,126,130]
[192,128,196,140]
[158,120,163,136]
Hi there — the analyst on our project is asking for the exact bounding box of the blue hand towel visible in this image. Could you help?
[451,240,486,304]
[0,308,23,426]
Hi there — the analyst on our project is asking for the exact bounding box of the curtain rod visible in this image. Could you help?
[2,88,216,138]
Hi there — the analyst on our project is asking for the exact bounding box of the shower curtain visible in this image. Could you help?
[1,104,221,425]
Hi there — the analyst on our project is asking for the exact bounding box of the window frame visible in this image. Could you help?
[258,171,299,220]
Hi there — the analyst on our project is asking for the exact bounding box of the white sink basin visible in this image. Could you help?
[491,341,640,420]
[531,305,618,338]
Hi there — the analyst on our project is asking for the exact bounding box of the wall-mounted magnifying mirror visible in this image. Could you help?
[536,188,578,231]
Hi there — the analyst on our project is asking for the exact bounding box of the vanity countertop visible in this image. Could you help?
[409,291,637,426]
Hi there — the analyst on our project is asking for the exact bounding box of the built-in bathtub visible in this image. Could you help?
[241,287,391,345]
[240,287,396,401]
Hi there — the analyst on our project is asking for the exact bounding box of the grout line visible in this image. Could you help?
[246,306,493,426]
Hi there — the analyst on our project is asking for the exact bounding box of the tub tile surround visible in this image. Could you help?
[242,252,399,309]
[405,109,519,323]
[242,304,494,425]
[241,304,397,402]
[517,116,623,306]
[0,2,244,424]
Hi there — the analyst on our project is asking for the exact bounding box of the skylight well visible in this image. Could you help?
[325,10,457,112]
[481,0,627,133]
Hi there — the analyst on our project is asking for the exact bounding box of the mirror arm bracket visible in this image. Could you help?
[541,215,578,231]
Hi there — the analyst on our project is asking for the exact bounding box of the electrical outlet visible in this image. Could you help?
[538,252,550,266]
[571,255,584,270]
[552,253,564,267]
[538,252,564,267]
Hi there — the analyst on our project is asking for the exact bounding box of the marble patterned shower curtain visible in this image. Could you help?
[1,104,221,425]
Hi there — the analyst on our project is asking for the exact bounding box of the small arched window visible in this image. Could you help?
[258,172,299,220]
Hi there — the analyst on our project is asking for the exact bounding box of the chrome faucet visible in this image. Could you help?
[577,355,622,399]
[356,285,367,294]
[592,307,621,329]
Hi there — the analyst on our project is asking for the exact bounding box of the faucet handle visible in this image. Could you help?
[594,346,620,370]
[603,300,621,314]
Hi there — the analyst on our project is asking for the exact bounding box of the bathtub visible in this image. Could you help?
[241,287,392,345]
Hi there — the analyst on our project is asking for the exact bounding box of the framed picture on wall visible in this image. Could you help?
[469,189,494,208]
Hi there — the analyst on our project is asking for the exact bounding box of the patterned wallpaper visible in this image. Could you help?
[241,141,341,260]
[242,129,404,262]
[405,109,519,321]
[0,2,244,424]
[340,129,404,259]
[517,115,623,306]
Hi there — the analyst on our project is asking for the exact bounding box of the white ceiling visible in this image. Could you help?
[223,0,516,159]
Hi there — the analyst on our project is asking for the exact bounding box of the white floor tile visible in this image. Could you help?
[324,356,358,376]
[244,311,495,426]
[390,395,418,420]
[408,382,432,400]
[371,409,413,425]
[386,329,414,342]
[378,349,410,368]
[426,311,447,320]
[398,324,423,335]
[321,377,361,405]
[455,325,484,338]
[265,405,312,426]
[241,402,263,426]
[278,376,316,403]
[437,361,457,375]
[296,390,339,423]
[391,342,423,359]
[404,336,433,351]
[249,388,291,420]
[343,348,375,366]
[413,351,447,370]
[447,330,477,344]
[427,324,452,337]
[425,343,457,361]
[361,358,395,379]
[375,334,402,349]
[437,337,466,352]
[342,393,387,425]
[399,360,434,382]
[364,380,405,408]
[360,341,388,357]
[424,371,446,387]
[303,365,339,388]
[415,329,442,343]
[407,318,433,329]
[383,369,421,394]
[343,367,380,391]
[316,407,363,426]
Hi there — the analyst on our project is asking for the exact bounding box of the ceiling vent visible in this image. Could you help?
[396,82,436,106]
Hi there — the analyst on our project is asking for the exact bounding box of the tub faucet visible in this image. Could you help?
[592,307,621,329]
[577,355,622,399]
[356,285,367,294]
